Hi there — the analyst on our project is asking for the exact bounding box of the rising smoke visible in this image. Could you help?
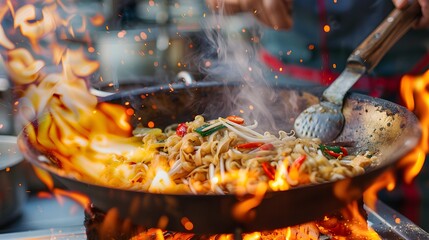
[194,1,285,131]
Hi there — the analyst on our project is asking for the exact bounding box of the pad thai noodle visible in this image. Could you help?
[97,115,375,195]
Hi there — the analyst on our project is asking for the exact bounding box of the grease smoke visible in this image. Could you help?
[196,2,280,131]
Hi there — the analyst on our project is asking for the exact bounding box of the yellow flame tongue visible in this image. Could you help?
[0,1,141,186]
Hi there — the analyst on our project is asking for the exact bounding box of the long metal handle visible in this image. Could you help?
[322,63,365,105]
[323,1,421,105]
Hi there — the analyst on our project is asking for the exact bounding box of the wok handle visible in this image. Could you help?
[347,1,421,71]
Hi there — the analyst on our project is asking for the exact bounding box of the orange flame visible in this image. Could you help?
[33,165,54,190]
[399,71,429,183]
[339,202,380,239]
[0,3,14,50]
[4,48,45,84]
[317,201,380,239]
[361,70,429,221]
[52,188,90,209]
[364,170,396,209]
[148,168,175,192]
[0,0,134,211]
[33,163,90,210]
[14,4,56,52]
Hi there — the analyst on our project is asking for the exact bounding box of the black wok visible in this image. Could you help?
[17,81,421,234]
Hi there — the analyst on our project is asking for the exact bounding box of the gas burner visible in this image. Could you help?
[0,176,427,239]
[81,201,429,240]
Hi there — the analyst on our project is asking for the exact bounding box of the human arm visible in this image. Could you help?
[205,0,293,30]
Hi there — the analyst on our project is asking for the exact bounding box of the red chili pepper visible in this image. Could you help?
[227,115,245,124]
[320,144,348,158]
[262,162,276,180]
[340,146,348,156]
[259,143,274,151]
[325,150,342,158]
[176,123,188,137]
[291,155,307,170]
[236,142,264,149]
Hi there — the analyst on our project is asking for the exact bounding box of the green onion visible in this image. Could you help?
[195,124,226,136]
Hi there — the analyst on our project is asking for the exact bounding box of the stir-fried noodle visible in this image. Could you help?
[96,115,375,194]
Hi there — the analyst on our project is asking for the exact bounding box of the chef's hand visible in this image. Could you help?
[205,0,293,30]
[393,0,429,28]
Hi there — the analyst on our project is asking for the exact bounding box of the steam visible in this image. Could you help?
[197,2,279,131]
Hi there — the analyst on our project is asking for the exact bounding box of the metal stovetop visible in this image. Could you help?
[0,194,428,240]
[0,195,85,239]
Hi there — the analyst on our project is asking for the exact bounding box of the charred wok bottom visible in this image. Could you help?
[84,200,368,240]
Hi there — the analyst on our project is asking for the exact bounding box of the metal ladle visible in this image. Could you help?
[294,1,421,142]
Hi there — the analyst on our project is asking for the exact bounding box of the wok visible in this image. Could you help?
[17,81,421,234]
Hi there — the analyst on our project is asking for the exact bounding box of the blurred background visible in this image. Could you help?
[0,0,428,238]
